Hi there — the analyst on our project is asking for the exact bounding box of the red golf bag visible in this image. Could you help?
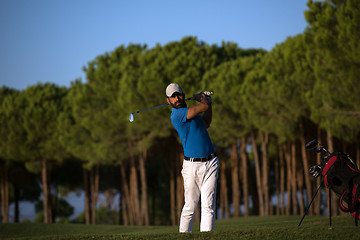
[320,151,360,226]
[299,139,360,227]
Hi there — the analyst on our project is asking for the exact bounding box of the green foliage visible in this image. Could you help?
[305,0,360,142]
[58,80,100,168]
[206,53,265,145]
[35,196,74,220]
[17,181,41,202]
[19,83,68,172]
[34,211,44,223]
[95,206,120,225]
[8,163,41,203]
[56,217,71,224]
[241,35,314,142]
[75,206,119,225]
[51,159,84,195]
[0,87,27,162]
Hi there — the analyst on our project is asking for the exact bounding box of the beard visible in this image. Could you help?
[170,98,187,109]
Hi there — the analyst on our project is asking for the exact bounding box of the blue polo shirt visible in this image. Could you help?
[170,107,214,158]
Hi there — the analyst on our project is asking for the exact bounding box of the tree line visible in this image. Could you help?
[1,0,359,224]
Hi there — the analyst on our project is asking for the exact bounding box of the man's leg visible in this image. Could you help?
[179,161,201,232]
[200,157,219,232]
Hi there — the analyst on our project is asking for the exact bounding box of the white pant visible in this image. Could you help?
[179,156,219,232]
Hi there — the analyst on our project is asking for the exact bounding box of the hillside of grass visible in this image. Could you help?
[1,215,359,240]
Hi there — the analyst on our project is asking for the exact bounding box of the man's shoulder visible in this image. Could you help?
[171,107,188,125]
[171,107,187,115]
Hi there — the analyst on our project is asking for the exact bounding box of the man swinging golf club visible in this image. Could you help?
[166,83,219,233]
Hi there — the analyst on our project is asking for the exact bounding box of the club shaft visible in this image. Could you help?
[132,103,169,114]
[131,97,192,115]
[319,144,331,155]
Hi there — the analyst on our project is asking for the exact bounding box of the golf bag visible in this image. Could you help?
[320,151,360,225]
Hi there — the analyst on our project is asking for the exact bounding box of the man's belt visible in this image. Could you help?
[184,153,217,162]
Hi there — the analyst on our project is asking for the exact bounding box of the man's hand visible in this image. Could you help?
[205,95,212,104]
[192,92,203,102]
[188,91,213,127]
[202,91,213,96]
[192,92,212,104]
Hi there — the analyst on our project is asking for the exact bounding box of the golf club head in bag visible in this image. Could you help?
[305,139,319,150]
[309,165,322,178]
[306,139,330,179]
[305,139,331,155]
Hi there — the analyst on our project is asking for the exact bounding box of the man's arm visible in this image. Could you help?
[186,93,212,128]
[202,103,212,128]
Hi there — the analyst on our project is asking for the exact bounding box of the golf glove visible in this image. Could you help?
[192,92,203,102]
[202,91,213,96]
[192,92,212,104]
[202,91,212,104]
[192,91,213,102]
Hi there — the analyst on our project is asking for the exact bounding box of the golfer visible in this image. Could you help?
[166,83,219,233]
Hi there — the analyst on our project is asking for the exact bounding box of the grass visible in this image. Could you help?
[0,215,359,240]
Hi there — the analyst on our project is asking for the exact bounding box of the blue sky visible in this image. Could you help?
[0,0,309,90]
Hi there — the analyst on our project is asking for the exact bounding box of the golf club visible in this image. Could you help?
[129,91,213,122]
[305,139,331,155]
[129,97,192,122]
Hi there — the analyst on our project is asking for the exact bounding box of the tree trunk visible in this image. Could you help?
[42,159,52,223]
[130,158,141,225]
[83,168,91,224]
[166,136,177,226]
[279,144,285,215]
[128,140,142,225]
[139,150,149,226]
[291,142,298,215]
[274,153,280,216]
[299,122,313,214]
[14,184,20,222]
[284,144,292,216]
[90,165,100,224]
[95,165,100,219]
[176,145,184,224]
[296,166,305,216]
[314,126,322,216]
[120,164,131,225]
[219,160,225,219]
[230,141,240,217]
[220,159,230,218]
[261,132,269,216]
[0,160,9,223]
[240,136,249,216]
[247,157,259,215]
[121,193,129,225]
[170,163,176,225]
[251,130,264,216]
[326,187,331,217]
[176,172,184,224]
